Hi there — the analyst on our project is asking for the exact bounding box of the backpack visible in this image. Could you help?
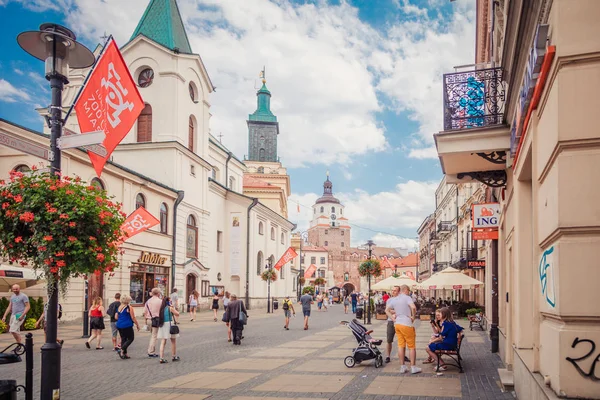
[58,304,63,320]
[107,302,117,319]
[282,300,290,311]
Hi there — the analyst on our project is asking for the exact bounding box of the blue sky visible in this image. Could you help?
[0,0,476,249]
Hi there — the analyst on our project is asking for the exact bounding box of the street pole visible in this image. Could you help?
[82,279,89,338]
[267,259,273,313]
[298,235,303,301]
[367,246,372,325]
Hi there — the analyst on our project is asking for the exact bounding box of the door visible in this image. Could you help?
[186,274,196,301]
[145,273,155,303]
[87,272,104,309]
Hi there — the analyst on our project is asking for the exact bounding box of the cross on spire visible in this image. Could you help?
[259,66,266,84]
[217,132,224,143]
[100,31,110,42]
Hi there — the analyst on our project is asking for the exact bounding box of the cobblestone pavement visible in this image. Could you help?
[0,304,516,399]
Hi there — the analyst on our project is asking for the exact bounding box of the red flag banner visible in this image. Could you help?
[304,264,317,279]
[121,206,159,240]
[74,39,144,176]
[273,247,298,271]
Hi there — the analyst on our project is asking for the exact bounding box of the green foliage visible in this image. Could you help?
[0,168,126,293]
[313,277,326,286]
[23,318,37,331]
[391,272,400,278]
[302,286,315,295]
[466,308,482,315]
[261,269,277,282]
[0,297,8,320]
[358,259,382,278]
[298,277,306,285]
[0,320,7,333]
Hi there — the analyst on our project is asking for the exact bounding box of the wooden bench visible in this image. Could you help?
[434,332,465,373]
[467,313,485,331]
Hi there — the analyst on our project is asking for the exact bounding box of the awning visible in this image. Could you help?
[0,265,41,292]
[372,274,417,290]
[417,266,484,290]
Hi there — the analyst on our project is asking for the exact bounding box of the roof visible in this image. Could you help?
[248,82,277,123]
[243,175,272,188]
[302,246,328,252]
[315,175,341,204]
[394,253,418,267]
[130,0,192,54]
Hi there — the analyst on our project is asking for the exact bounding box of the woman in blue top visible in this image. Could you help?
[157,296,180,364]
[115,294,140,360]
[425,307,461,371]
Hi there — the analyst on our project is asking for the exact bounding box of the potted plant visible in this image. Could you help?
[358,259,382,278]
[0,168,126,294]
[261,269,277,282]
[466,308,482,316]
[298,277,306,285]
[313,277,326,286]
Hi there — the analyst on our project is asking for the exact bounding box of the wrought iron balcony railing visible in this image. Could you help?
[429,231,439,242]
[443,67,506,131]
[461,248,478,260]
[437,221,453,233]
[432,262,448,273]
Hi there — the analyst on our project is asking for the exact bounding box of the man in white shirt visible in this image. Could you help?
[386,285,421,374]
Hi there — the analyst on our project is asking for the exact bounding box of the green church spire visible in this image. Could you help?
[249,67,277,123]
[131,0,192,54]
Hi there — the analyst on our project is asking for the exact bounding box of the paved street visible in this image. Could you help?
[1,304,515,399]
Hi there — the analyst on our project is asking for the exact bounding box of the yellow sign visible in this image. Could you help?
[137,251,168,265]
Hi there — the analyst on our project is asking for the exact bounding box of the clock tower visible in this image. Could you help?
[308,173,351,253]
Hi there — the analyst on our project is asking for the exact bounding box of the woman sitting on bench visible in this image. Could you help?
[424,307,462,371]
[423,309,442,364]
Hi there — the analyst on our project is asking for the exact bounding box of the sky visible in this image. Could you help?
[0,0,476,250]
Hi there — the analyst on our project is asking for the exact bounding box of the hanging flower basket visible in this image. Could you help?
[0,168,126,293]
[313,277,326,286]
[298,276,306,285]
[302,286,315,295]
[358,259,382,278]
[261,269,277,282]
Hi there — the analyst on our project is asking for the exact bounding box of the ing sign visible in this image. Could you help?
[472,203,501,229]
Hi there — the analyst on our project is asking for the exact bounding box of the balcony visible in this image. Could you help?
[434,66,510,188]
[429,231,440,243]
[461,248,478,260]
[437,221,453,234]
[432,262,448,273]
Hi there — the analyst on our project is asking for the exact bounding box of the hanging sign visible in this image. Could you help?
[468,260,486,269]
[121,206,160,240]
[472,203,501,229]
[273,247,298,271]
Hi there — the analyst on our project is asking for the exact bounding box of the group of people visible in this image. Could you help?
[384,285,463,374]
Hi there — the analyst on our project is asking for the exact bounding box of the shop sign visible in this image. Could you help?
[137,251,168,266]
[452,285,463,290]
[472,203,500,229]
[472,230,499,240]
[468,260,486,269]
[0,270,24,278]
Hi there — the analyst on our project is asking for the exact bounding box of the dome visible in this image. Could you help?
[315,176,341,204]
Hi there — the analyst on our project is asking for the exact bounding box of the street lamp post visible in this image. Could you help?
[366,240,375,325]
[17,24,94,400]
[266,258,273,313]
[297,231,308,301]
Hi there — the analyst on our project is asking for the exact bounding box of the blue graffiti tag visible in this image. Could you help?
[539,246,556,307]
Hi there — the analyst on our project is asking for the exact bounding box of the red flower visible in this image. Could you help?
[19,261,27,266]
[56,260,66,267]
[95,196,103,203]
[14,236,23,243]
[69,222,76,227]
[31,165,38,171]
[59,214,69,219]
[49,185,57,191]
[19,212,35,223]
[50,267,58,273]
[38,246,47,251]
[43,235,53,241]
[68,236,77,242]
[6,210,17,217]
[65,190,74,195]
[13,195,22,203]
[55,251,64,257]
[48,208,58,213]
[2,202,10,209]
[89,236,97,241]
[96,253,105,262]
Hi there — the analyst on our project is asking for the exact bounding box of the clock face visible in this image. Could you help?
[330,214,336,220]
[138,68,154,88]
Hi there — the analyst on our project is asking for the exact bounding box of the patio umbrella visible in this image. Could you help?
[417,266,483,290]
[0,265,41,292]
[372,274,417,290]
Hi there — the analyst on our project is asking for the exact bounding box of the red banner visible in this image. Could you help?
[74,39,144,176]
[304,264,317,279]
[121,206,159,240]
[273,247,298,271]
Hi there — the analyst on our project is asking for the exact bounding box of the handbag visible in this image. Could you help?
[239,310,247,325]
[146,303,160,328]
[222,310,229,323]
[169,308,179,335]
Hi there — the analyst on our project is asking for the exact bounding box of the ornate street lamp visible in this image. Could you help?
[297,231,308,301]
[17,23,94,400]
[266,258,273,313]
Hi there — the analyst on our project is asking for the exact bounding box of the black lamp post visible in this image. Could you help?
[266,258,273,313]
[17,24,94,400]
[297,231,308,301]
[366,240,375,325]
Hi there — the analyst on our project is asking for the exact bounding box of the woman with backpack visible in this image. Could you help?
[157,296,180,364]
[86,296,105,350]
[115,294,140,359]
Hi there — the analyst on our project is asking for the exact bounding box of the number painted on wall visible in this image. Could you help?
[566,337,600,381]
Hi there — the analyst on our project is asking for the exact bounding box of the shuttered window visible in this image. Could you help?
[137,104,152,142]
[188,116,194,152]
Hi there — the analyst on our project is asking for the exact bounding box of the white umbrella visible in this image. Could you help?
[417,266,483,290]
[0,265,41,292]
[372,274,417,290]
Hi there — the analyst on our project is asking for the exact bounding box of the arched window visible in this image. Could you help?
[257,251,263,275]
[137,104,152,142]
[159,203,168,234]
[318,268,326,278]
[188,116,195,152]
[320,206,324,213]
[211,168,217,180]
[13,165,30,173]
[91,178,105,191]
[258,221,264,235]
[281,232,285,245]
[186,215,198,258]
[271,227,275,240]
[135,193,146,209]
[340,208,343,215]
[324,241,328,246]
[331,207,335,213]
[259,148,265,161]
[229,176,235,191]
[257,166,264,174]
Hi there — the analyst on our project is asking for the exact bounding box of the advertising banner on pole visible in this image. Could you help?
[273,247,298,271]
[121,206,159,240]
[230,213,242,276]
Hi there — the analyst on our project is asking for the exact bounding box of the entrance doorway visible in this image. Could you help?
[342,283,355,297]
[186,274,197,299]
[87,272,103,309]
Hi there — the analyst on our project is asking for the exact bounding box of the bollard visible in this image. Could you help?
[0,380,17,400]
[25,333,33,400]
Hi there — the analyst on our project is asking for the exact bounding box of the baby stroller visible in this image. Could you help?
[340,319,383,368]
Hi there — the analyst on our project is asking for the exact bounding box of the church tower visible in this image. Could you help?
[308,173,351,252]
[247,69,279,162]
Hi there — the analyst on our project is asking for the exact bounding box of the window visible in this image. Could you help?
[310,256,316,264]
[344,272,349,281]
[257,167,264,174]
[325,230,328,235]
[259,148,265,161]
[138,68,154,87]
[186,215,198,258]
[229,176,235,191]
[341,242,345,247]
[320,206,324,213]
[324,241,328,246]
[331,207,335,213]
[259,221,264,235]
[189,82,196,101]
[129,265,169,305]
[12,165,30,173]
[190,164,195,176]
[135,193,146,209]
[313,209,316,214]
[137,104,152,142]
[318,269,325,278]
[320,257,326,264]
[293,276,297,291]
[188,116,195,152]
[271,227,275,240]
[341,231,345,236]
[300,256,305,264]
[281,232,285,245]
[340,208,343,215]
[211,168,217,180]
[280,265,285,279]
[201,280,210,297]
[257,251,263,275]
[217,231,223,252]
[90,178,104,190]
[159,203,168,234]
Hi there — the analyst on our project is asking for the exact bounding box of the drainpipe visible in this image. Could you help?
[245,198,259,309]
[225,152,233,186]
[171,191,185,293]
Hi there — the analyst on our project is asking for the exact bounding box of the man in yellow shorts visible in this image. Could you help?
[385,285,421,374]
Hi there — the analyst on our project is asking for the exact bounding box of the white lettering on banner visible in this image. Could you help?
[101,62,134,129]
[123,214,152,235]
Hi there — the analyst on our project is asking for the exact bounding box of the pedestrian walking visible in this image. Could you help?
[189,290,199,321]
[1,284,30,344]
[316,293,323,311]
[343,295,350,314]
[157,296,180,364]
[223,291,232,342]
[384,286,400,363]
[322,294,328,311]
[171,288,180,321]
[35,300,63,346]
[299,292,313,330]
[211,292,220,322]
[106,293,121,351]
[282,296,295,330]
[350,291,358,313]
[328,293,333,305]
[86,296,106,350]
[144,287,162,358]
[226,294,248,345]
[115,294,140,360]
[386,284,421,374]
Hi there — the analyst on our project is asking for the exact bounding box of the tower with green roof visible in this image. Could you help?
[247,69,279,162]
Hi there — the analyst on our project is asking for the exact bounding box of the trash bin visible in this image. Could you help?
[0,380,17,400]
[355,306,364,320]
[273,299,279,310]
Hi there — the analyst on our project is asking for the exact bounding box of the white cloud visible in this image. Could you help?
[371,233,418,252]
[0,79,31,103]
[1,0,73,12]
[14,69,24,75]
[408,146,438,159]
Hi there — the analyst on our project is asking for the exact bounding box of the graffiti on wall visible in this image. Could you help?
[539,246,556,308]
[566,337,600,381]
